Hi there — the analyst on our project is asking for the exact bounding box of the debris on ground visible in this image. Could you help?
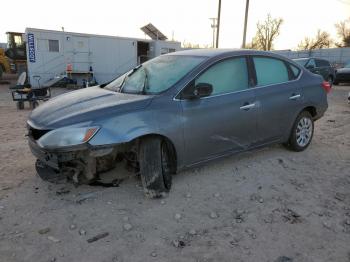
[275,256,293,262]
[282,209,302,224]
[87,232,109,243]
[172,239,186,248]
[233,209,245,223]
[174,213,182,220]
[123,223,133,231]
[47,236,60,243]
[75,192,98,204]
[209,211,219,219]
[334,192,346,201]
[56,187,70,195]
[38,227,50,234]
[188,229,196,236]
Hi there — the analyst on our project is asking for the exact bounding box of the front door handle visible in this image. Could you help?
[240,103,255,110]
[289,94,301,100]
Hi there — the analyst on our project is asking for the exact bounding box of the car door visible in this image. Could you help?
[179,56,257,165]
[251,56,304,144]
[315,59,328,80]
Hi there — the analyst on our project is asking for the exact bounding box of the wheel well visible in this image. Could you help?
[303,106,317,118]
[136,134,178,173]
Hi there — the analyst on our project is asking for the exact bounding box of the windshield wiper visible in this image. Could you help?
[120,65,143,93]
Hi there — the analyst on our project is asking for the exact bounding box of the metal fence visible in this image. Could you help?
[273,47,350,67]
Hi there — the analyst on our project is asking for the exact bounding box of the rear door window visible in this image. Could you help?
[253,57,289,86]
[315,59,330,67]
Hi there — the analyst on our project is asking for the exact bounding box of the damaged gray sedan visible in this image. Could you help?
[27,49,328,197]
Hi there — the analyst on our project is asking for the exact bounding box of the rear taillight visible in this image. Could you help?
[322,81,331,94]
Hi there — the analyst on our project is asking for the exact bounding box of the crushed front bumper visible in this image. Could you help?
[28,138,88,170]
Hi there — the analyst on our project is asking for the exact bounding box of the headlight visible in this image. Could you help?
[37,126,99,149]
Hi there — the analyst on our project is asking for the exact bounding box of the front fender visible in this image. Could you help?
[88,110,157,146]
[87,97,185,170]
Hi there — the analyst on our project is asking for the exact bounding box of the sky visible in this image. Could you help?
[1,0,349,50]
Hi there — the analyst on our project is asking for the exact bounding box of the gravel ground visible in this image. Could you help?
[0,79,349,262]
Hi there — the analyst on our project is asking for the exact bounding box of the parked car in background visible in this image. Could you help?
[334,61,350,85]
[27,49,329,197]
[294,58,335,85]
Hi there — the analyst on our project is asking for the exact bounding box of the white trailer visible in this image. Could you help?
[25,28,181,87]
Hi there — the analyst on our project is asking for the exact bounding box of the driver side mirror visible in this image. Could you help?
[183,82,213,99]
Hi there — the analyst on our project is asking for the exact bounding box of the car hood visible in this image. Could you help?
[28,86,154,129]
[336,68,350,74]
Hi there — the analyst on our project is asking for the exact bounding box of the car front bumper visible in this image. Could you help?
[28,138,88,170]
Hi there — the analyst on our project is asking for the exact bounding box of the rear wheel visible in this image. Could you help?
[327,75,333,86]
[286,111,314,152]
[30,101,39,109]
[16,101,24,110]
[138,137,172,198]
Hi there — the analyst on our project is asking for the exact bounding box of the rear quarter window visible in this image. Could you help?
[253,57,289,86]
[289,64,301,79]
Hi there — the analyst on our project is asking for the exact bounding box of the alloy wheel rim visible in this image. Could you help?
[296,117,313,147]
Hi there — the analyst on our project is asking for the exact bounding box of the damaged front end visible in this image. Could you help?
[27,123,136,185]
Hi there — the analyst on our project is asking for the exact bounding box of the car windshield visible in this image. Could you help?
[105,55,206,94]
[294,58,309,66]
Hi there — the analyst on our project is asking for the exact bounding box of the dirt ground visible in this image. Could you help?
[0,78,349,262]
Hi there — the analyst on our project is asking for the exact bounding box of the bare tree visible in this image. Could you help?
[297,30,333,50]
[335,18,350,47]
[246,14,283,50]
[182,41,210,49]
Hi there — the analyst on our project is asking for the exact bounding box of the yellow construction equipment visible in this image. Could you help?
[0,48,11,78]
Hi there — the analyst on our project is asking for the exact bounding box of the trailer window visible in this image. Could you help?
[48,40,59,52]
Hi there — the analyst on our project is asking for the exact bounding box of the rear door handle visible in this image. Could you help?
[289,94,301,100]
[240,103,255,110]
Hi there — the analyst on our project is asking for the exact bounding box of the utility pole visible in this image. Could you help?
[242,0,250,48]
[216,0,221,48]
[209,18,217,48]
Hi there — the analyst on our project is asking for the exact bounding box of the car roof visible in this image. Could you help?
[167,48,287,58]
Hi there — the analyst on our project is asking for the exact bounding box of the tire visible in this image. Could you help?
[139,137,172,198]
[286,111,314,152]
[327,75,333,86]
[333,80,339,85]
[30,101,39,109]
[16,101,24,110]
[0,65,3,79]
